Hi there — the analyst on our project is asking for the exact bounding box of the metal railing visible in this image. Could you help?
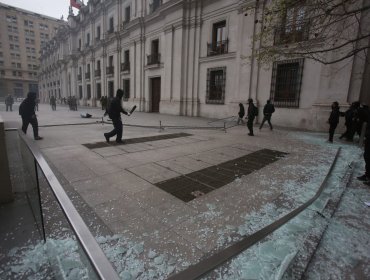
[95,69,101,77]
[106,66,114,75]
[274,23,309,45]
[18,131,120,280]
[147,53,161,65]
[120,62,130,72]
[207,39,229,56]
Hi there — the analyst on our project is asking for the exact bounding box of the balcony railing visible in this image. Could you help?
[85,72,90,80]
[207,39,229,56]
[147,53,161,65]
[274,23,309,45]
[95,69,101,77]
[149,0,162,14]
[107,28,114,34]
[77,74,82,81]
[120,62,130,72]
[106,66,114,75]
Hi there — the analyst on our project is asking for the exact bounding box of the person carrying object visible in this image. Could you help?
[19,92,43,140]
[104,89,131,143]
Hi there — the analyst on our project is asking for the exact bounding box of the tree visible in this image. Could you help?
[244,0,370,65]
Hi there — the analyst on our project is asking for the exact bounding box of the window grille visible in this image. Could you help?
[270,59,304,108]
[206,67,226,104]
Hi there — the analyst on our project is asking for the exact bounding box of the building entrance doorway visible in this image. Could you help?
[150,77,161,112]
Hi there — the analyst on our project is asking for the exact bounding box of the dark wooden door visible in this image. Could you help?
[151,77,161,112]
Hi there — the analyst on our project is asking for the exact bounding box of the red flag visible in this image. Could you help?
[70,0,81,9]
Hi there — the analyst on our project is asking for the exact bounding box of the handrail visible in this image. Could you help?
[168,148,341,280]
[18,131,120,280]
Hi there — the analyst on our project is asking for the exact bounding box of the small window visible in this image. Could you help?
[96,83,102,99]
[125,6,131,23]
[109,17,114,33]
[206,67,226,104]
[124,50,130,62]
[86,33,90,46]
[270,59,304,108]
[123,79,130,101]
[87,84,91,99]
[79,85,83,99]
[96,26,101,40]
[208,20,228,56]
[274,2,308,45]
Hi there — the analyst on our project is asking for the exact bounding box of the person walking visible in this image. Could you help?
[50,95,56,111]
[237,103,245,125]
[259,99,275,130]
[327,101,340,143]
[19,92,43,140]
[5,94,14,112]
[104,89,131,143]
[246,98,258,136]
[358,111,370,185]
[35,97,39,111]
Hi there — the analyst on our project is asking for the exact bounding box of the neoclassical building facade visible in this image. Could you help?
[39,0,369,131]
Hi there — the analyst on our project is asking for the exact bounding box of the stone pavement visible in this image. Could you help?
[1,102,369,279]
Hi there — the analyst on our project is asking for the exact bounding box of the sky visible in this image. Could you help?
[0,0,83,20]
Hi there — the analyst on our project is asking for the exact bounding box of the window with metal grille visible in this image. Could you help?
[206,67,226,104]
[270,59,304,108]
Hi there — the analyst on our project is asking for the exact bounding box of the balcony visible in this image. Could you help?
[207,39,229,56]
[107,28,114,34]
[106,66,114,75]
[274,23,309,45]
[85,72,90,80]
[95,69,101,77]
[149,0,162,14]
[120,62,130,72]
[77,74,82,81]
[147,53,161,65]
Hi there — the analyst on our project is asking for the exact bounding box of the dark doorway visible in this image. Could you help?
[108,81,114,98]
[151,77,161,112]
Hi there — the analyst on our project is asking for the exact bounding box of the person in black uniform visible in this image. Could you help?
[50,95,56,111]
[259,99,275,130]
[104,89,130,143]
[327,101,340,143]
[5,94,14,111]
[19,92,43,140]
[237,103,245,125]
[246,98,257,136]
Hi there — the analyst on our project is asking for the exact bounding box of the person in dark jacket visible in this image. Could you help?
[19,92,43,140]
[237,103,245,125]
[328,101,340,143]
[358,111,370,184]
[103,89,130,143]
[246,98,257,136]
[50,95,56,110]
[5,94,14,111]
[259,99,275,130]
